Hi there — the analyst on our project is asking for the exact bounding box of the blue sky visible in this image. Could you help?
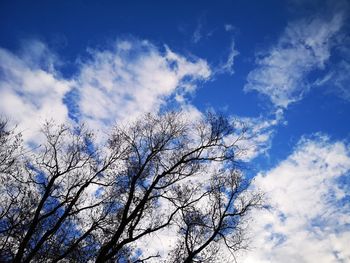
[1,0,350,261]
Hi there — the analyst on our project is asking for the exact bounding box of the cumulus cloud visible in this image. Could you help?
[0,40,73,144]
[75,40,211,134]
[241,135,350,262]
[244,13,344,108]
[0,39,211,144]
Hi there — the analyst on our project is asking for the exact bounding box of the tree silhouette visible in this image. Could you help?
[0,112,262,263]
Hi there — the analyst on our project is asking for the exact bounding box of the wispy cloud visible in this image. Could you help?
[314,45,350,101]
[244,13,344,108]
[191,15,214,44]
[228,109,284,161]
[224,24,235,32]
[192,20,203,43]
[217,40,239,75]
[329,59,350,101]
[241,135,350,262]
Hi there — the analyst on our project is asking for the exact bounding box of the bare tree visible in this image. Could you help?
[169,171,262,263]
[0,118,22,174]
[0,112,262,263]
[0,118,24,261]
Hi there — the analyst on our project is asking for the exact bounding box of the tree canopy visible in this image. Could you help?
[0,112,262,263]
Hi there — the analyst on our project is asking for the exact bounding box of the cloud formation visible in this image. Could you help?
[0,40,72,143]
[75,40,211,133]
[224,24,235,32]
[228,109,284,161]
[217,40,239,75]
[241,135,350,262]
[314,51,350,102]
[244,13,344,108]
[0,39,211,143]
[0,37,280,163]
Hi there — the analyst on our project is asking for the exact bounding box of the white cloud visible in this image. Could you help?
[0,39,211,143]
[240,135,350,262]
[217,40,239,75]
[224,24,235,32]
[329,60,350,101]
[228,109,284,161]
[192,15,207,44]
[0,41,73,144]
[192,22,203,43]
[191,16,215,44]
[314,57,350,102]
[76,40,211,134]
[244,13,344,108]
